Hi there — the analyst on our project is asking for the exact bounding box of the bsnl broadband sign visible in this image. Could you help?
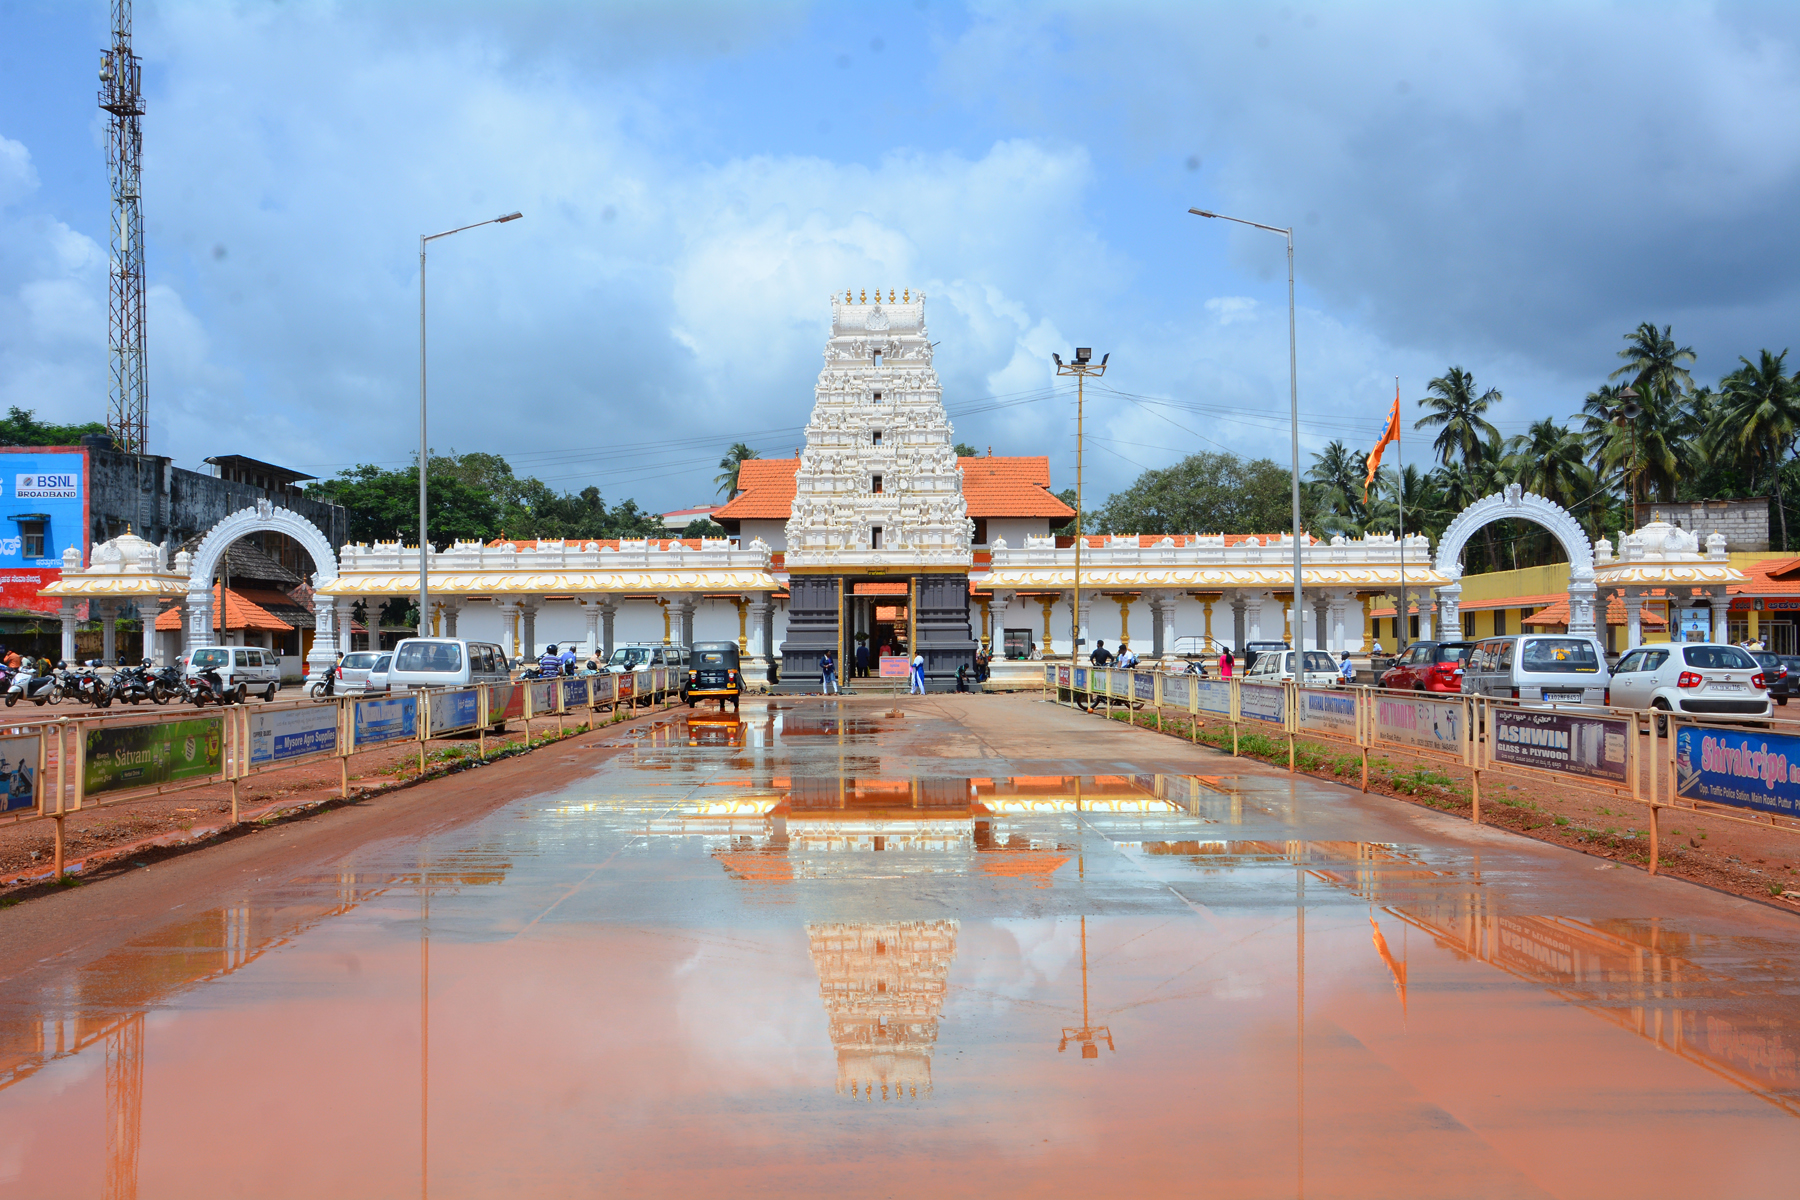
[14,474,79,499]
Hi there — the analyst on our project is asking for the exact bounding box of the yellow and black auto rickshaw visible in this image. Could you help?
[686,640,741,711]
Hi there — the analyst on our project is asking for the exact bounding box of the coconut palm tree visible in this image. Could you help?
[1717,349,1800,548]
[1505,418,1589,513]
[1415,367,1503,470]
[714,443,760,499]
[1305,439,1368,534]
[1611,321,1696,396]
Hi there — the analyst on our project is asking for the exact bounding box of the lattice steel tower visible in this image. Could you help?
[99,0,147,455]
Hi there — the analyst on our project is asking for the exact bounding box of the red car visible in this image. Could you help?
[1378,640,1477,692]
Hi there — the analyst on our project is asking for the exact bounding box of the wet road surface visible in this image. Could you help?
[1,694,1798,1198]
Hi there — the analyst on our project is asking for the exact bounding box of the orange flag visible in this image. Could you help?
[1363,382,1401,500]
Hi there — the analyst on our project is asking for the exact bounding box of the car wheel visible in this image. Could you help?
[234,683,248,705]
[1779,696,1789,707]
[264,683,278,703]
[1651,699,1671,737]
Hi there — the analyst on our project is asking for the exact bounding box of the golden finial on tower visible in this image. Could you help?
[889,289,896,303]
[859,289,866,303]
[903,288,909,302]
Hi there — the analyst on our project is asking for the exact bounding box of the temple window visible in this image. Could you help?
[872,430,882,446]
[871,526,883,550]
[873,391,883,403]
[871,474,884,494]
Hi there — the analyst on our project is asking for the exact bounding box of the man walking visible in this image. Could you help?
[909,651,926,694]
[855,641,870,679]
[820,650,838,695]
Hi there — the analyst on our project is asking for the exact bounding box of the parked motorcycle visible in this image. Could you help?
[306,663,339,700]
[67,664,109,708]
[4,665,59,707]
[187,666,231,707]
[148,665,183,705]
[107,664,156,705]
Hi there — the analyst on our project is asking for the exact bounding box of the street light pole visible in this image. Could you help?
[1189,208,1305,651]
[1054,349,1109,680]
[418,211,522,637]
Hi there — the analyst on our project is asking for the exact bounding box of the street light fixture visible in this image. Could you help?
[1188,207,1305,651]
[1054,348,1109,678]
[417,211,522,638]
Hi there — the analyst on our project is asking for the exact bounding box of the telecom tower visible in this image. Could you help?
[99,0,147,455]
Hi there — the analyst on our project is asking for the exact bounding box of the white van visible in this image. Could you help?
[185,646,283,702]
[385,638,511,692]
[1462,634,1610,706]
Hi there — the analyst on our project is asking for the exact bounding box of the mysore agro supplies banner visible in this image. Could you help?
[1195,679,1232,715]
[1298,688,1358,739]
[0,734,39,813]
[1674,726,1800,817]
[1374,695,1465,755]
[564,676,589,708]
[1161,673,1190,708]
[353,695,417,747]
[249,705,338,767]
[429,688,480,736]
[1492,709,1629,783]
[1134,672,1155,702]
[528,680,558,717]
[85,717,223,797]
[1240,682,1286,724]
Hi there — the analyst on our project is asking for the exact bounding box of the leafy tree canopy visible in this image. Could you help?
[0,407,109,447]
[1092,452,1304,536]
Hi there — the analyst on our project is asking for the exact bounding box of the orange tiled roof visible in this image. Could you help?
[713,457,1075,522]
[153,585,294,633]
[1520,596,1667,627]
[1729,560,1800,596]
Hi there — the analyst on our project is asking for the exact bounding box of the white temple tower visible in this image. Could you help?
[784,290,973,566]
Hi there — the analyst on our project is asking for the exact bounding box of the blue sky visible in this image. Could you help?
[3,1,1799,515]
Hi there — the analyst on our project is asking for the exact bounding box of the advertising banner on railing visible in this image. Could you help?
[592,674,616,704]
[84,717,223,798]
[1161,673,1190,708]
[652,668,666,693]
[1673,725,1800,816]
[353,695,417,748]
[1195,679,1232,715]
[528,680,558,718]
[429,688,480,736]
[0,734,39,813]
[1492,708,1629,783]
[1297,688,1358,740]
[617,673,636,701]
[1056,666,1070,688]
[1240,682,1286,724]
[1374,695,1465,754]
[1134,672,1155,702]
[1073,667,1087,691]
[563,676,589,708]
[249,705,338,766]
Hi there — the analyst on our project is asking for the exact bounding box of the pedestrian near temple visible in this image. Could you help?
[538,644,561,677]
[820,650,838,695]
[910,651,926,694]
[1089,639,1113,666]
[1219,646,1234,679]
[560,645,577,676]
[855,642,870,678]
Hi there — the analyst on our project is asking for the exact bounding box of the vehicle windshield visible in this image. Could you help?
[607,648,649,668]
[373,654,392,671]
[1683,645,1757,670]
[1434,644,1473,664]
[1520,638,1601,673]
[1302,651,1337,673]
[394,642,463,672]
[341,653,379,670]
[191,649,227,668]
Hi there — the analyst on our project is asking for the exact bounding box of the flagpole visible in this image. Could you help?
[1396,377,1407,653]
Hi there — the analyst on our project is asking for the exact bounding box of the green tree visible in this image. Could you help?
[680,518,728,538]
[953,442,979,458]
[306,459,500,548]
[1091,452,1302,536]
[715,443,759,499]
[1717,349,1800,549]
[1415,368,1502,468]
[1305,439,1368,535]
[1610,321,1696,396]
[0,406,109,447]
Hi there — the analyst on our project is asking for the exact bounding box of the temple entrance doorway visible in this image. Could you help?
[848,580,910,678]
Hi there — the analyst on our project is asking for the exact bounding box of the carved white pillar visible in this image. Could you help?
[60,598,79,664]
[1153,591,1179,665]
[747,596,772,661]
[1313,596,1329,655]
[335,597,356,654]
[580,599,603,658]
[664,593,697,648]
[495,600,521,662]
[1567,578,1600,638]
[307,594,334,672]
[1624,587,1644,649]
[1435,583,1462,641]
[140,602,156,664]
[185,588,213,657]
[1705,589,1727,645]
[1418,597,1435,641]
[100,600,117,663]
[520,599,540,659]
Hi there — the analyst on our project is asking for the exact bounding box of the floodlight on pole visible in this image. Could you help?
[417,211,523,639]
[1055,348,1108,689]
[1188,206,1305,651]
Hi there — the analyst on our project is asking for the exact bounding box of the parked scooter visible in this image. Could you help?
[67,663,109,708]
[4,664,58,707]
[107,663,156,705]
[186,666,229,707]
[148,665,183,705]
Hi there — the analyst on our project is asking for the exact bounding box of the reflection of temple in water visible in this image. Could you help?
[807,920,959,1101]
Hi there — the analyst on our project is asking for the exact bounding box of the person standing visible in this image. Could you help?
[820,650,838,695]
[910,651,926,694]
[559,645,577,676]
[1219,646,1234,679]
[1089,639,1113,666]
[855,641,870,679]
[1338,650,1356,685]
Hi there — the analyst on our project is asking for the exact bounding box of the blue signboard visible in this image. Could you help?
[0,450,85,615]
[429,688,480,736]
[1240,682,1286,724]
[1195,679,1232,715]
[563,676,589,708]
[1675,726,1800,817]
[1133,672,1155,702]
[1073,667,1088,690]
[250,706,338,765]
[353,695,418,747]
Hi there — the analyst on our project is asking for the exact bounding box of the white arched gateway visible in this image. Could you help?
[1432,484,1598,637]
[184,500,340,671]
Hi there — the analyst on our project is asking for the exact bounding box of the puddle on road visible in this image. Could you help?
[2,705,1799,1197]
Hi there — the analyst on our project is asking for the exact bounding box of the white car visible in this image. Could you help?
[1606,642,1771,722]
[1242,649,1345,688]
[185,646,282,703]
